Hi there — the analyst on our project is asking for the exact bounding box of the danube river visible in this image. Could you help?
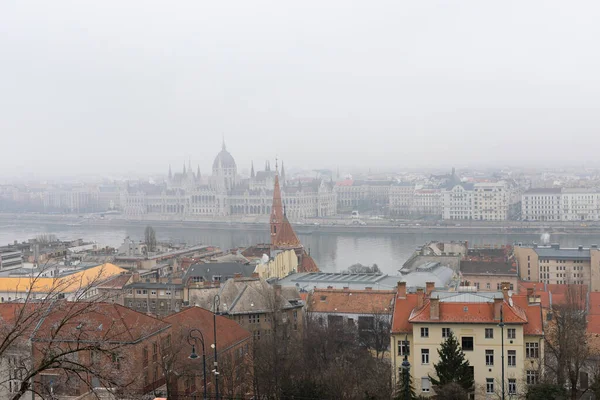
[2,221,599,274]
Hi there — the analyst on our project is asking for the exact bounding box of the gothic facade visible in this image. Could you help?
[121,143,337,219]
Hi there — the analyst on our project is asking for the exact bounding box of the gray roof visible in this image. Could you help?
[460,261,517,276]
[212,147,237,170]
[0,262,102,278]
[191,277,302,314]
[277,267,455,291]
[431,291,503,302]
[534,247,591,260]
[183,262,256,283]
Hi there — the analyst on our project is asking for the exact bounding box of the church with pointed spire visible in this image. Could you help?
[265,165,320,273]
[121,142,336,219]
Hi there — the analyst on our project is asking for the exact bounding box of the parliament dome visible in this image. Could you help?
[212,142,237,171]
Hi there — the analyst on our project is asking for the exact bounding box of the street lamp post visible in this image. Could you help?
[213,294,220,400]
[188,328,208,400]
[499,304,505,400]
[401,354,411,400]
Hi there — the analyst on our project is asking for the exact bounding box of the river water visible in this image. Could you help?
[1,223,599,274]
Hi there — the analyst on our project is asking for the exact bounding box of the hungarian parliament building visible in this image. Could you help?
[122,143,337,219]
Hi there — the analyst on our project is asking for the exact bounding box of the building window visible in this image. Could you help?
[526,342,539,358]
[142,347,148,366]
[442,327,452,338]
[507,328,516,339]
[508,379,517,395]
[421,349,429,364]
[398,340,410,356]
[485,349,494,366]
[527,370,538,385]
[485,328,494,339]
[461,336,474,351]
[421,327,429,338]
[249,314,260,324]
[508,350,516,367]
[486,378,494,393]
[421,377,430,392]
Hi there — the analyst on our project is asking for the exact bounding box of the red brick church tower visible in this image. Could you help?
[269,162,319,273]
[269,165,284,246]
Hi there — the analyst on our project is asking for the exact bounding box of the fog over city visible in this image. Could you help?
[2,1,600,178]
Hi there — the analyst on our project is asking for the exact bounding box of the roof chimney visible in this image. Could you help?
[578,245,584,251]
[274,284,282,298]
[494,297,503,320]
[234,273,242,279]
[426,282,435,296]
[252,272,259,278]
[430,297,440,320]
[416,288,424,309]
[501,282,510,301]
[397,281,406,299]
[365,287,372,291]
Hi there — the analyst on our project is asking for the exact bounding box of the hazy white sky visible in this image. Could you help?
[2,1,599,178]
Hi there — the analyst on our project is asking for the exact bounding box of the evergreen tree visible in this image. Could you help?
[394,362,416,400]
[429,331,474,392]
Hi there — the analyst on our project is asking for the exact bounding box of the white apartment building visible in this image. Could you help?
[561,188,600,221]
[521,188,600,221]
[441,181,516,221]
[521,188,562,221]
[442,183,474,220]
[389,183,415,216]
[411,188,442,217]
[473,181,510,221]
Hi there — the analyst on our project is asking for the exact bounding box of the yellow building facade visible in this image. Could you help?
[253,249,298,280]
[514,244,600,291]
[391,283,543,398]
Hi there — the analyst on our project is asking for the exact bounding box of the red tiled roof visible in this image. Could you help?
[587,293,600,335]
[518,282,588,309]
[409,301,527,324]
[32,302,169,343]
[97,274,132,289]
[589,292,600,316]
[391,293,419,333]
[300,253,320,273]
[0,303,39,324]
[270,174,284,246]
[511,295,544,335]
[392,293,544,335]
[164,306,250,352]
[273,214,302,248]
[308,289,395,314]
[587,315,600,335]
